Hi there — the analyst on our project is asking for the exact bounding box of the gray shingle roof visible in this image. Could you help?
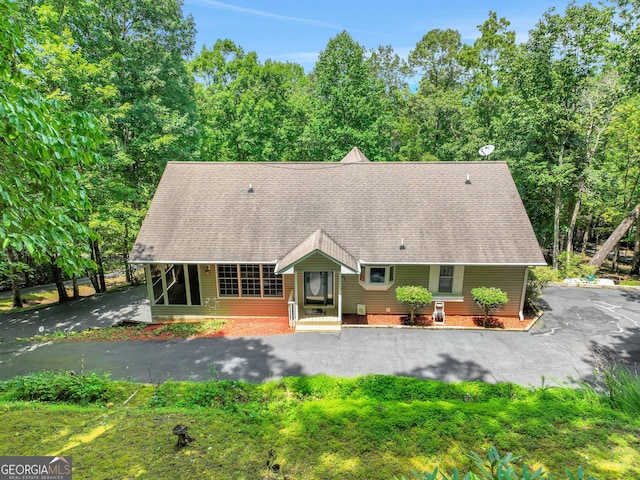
[277,229,359,273]
[130,155,545,267]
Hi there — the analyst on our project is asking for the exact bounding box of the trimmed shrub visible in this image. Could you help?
[471,287,508,328]
[395,285,433,325]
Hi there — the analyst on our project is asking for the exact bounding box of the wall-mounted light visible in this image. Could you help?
[248,183,254,193]
[400,238,406,250]
[465,174,471,184]
[205,265,211,273]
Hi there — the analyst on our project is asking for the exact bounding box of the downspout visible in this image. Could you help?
[294,271,299,324]
[518,267,529,321]
[338,273,342,322]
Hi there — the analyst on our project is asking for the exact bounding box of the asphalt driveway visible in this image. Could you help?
[0,285,638,387]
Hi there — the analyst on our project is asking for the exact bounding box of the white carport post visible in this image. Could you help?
[145,265,154,305]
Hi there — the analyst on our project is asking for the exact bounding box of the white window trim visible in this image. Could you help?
[359,265,395,291]
[429,265,464,301]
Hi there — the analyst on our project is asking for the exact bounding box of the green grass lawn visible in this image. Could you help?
[0,373,638,479]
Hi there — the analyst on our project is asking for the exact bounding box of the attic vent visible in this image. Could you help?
[248,183,254,193]
[465,174,471,184]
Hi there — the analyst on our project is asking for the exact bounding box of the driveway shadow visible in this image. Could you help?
[397,353,493,383]
[0,335,305,383]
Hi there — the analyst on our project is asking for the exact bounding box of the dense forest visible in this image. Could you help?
[2,0,640,307]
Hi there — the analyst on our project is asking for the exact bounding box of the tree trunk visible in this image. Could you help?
[124,223,132,283]
[589,203,640,267]
[6,248,23,308]
[50,261,70,303]
[553,183,562,269]
[612,243,620,272]
[72,276,79,298]
[88,239,105,293]
[94,239,106,292]
[581,215,592,256]
[87,269,100,292]
[566,188,583,256]
[631,218,640,275]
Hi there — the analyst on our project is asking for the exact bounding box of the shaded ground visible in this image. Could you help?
[0,285,639,386]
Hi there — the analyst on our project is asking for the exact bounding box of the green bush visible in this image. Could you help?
[8,371,111,404]
[150,379,265,416]
[396,285,433,325]
[471,287,509,328]
[399,446,596,479]
[557,252,597,279]
[525,266,559,308]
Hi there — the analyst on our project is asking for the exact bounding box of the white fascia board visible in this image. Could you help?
[277,250,358,275]
[360,261,547,267]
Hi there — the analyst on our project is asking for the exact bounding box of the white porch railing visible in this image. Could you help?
[287,289,298,329]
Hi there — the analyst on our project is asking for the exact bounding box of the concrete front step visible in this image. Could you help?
[295,320,342,332]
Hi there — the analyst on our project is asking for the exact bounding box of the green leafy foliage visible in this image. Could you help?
[403,446,596,479]
[1,0,104,287]
[7,371,111,404]
[396,285,433,324]
[557,252,597,279]
[526,266,560,307]
[471,287,509,327]
[1,374,638,478]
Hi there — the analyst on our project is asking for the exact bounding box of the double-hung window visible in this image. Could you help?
[438,265,454,293]
[429,265,464,298]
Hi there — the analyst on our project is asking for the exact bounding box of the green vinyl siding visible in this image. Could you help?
[459,266,525,316]
[343,265,430,314]
[342,265,526,316]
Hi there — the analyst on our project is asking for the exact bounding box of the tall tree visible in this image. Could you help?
[502,3,615,267]
[304,31,394,161]
[1,0,104,306]
[191,39,308,162]
[401,28,472,161]
[20,0,200,282]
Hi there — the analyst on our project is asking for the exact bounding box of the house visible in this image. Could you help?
[129,147,546,331]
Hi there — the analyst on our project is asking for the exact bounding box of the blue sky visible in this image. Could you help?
[182,0,584,71]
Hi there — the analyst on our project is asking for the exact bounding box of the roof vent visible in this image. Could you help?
[465,174,471,185]
[248,183,254,193]
[400,238,406,250]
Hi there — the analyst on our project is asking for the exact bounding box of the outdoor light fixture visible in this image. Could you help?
[465,174,471,184]
[400,238,406,250]
[248,183,254,193]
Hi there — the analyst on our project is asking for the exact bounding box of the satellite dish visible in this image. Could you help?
[478,144,495,157]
